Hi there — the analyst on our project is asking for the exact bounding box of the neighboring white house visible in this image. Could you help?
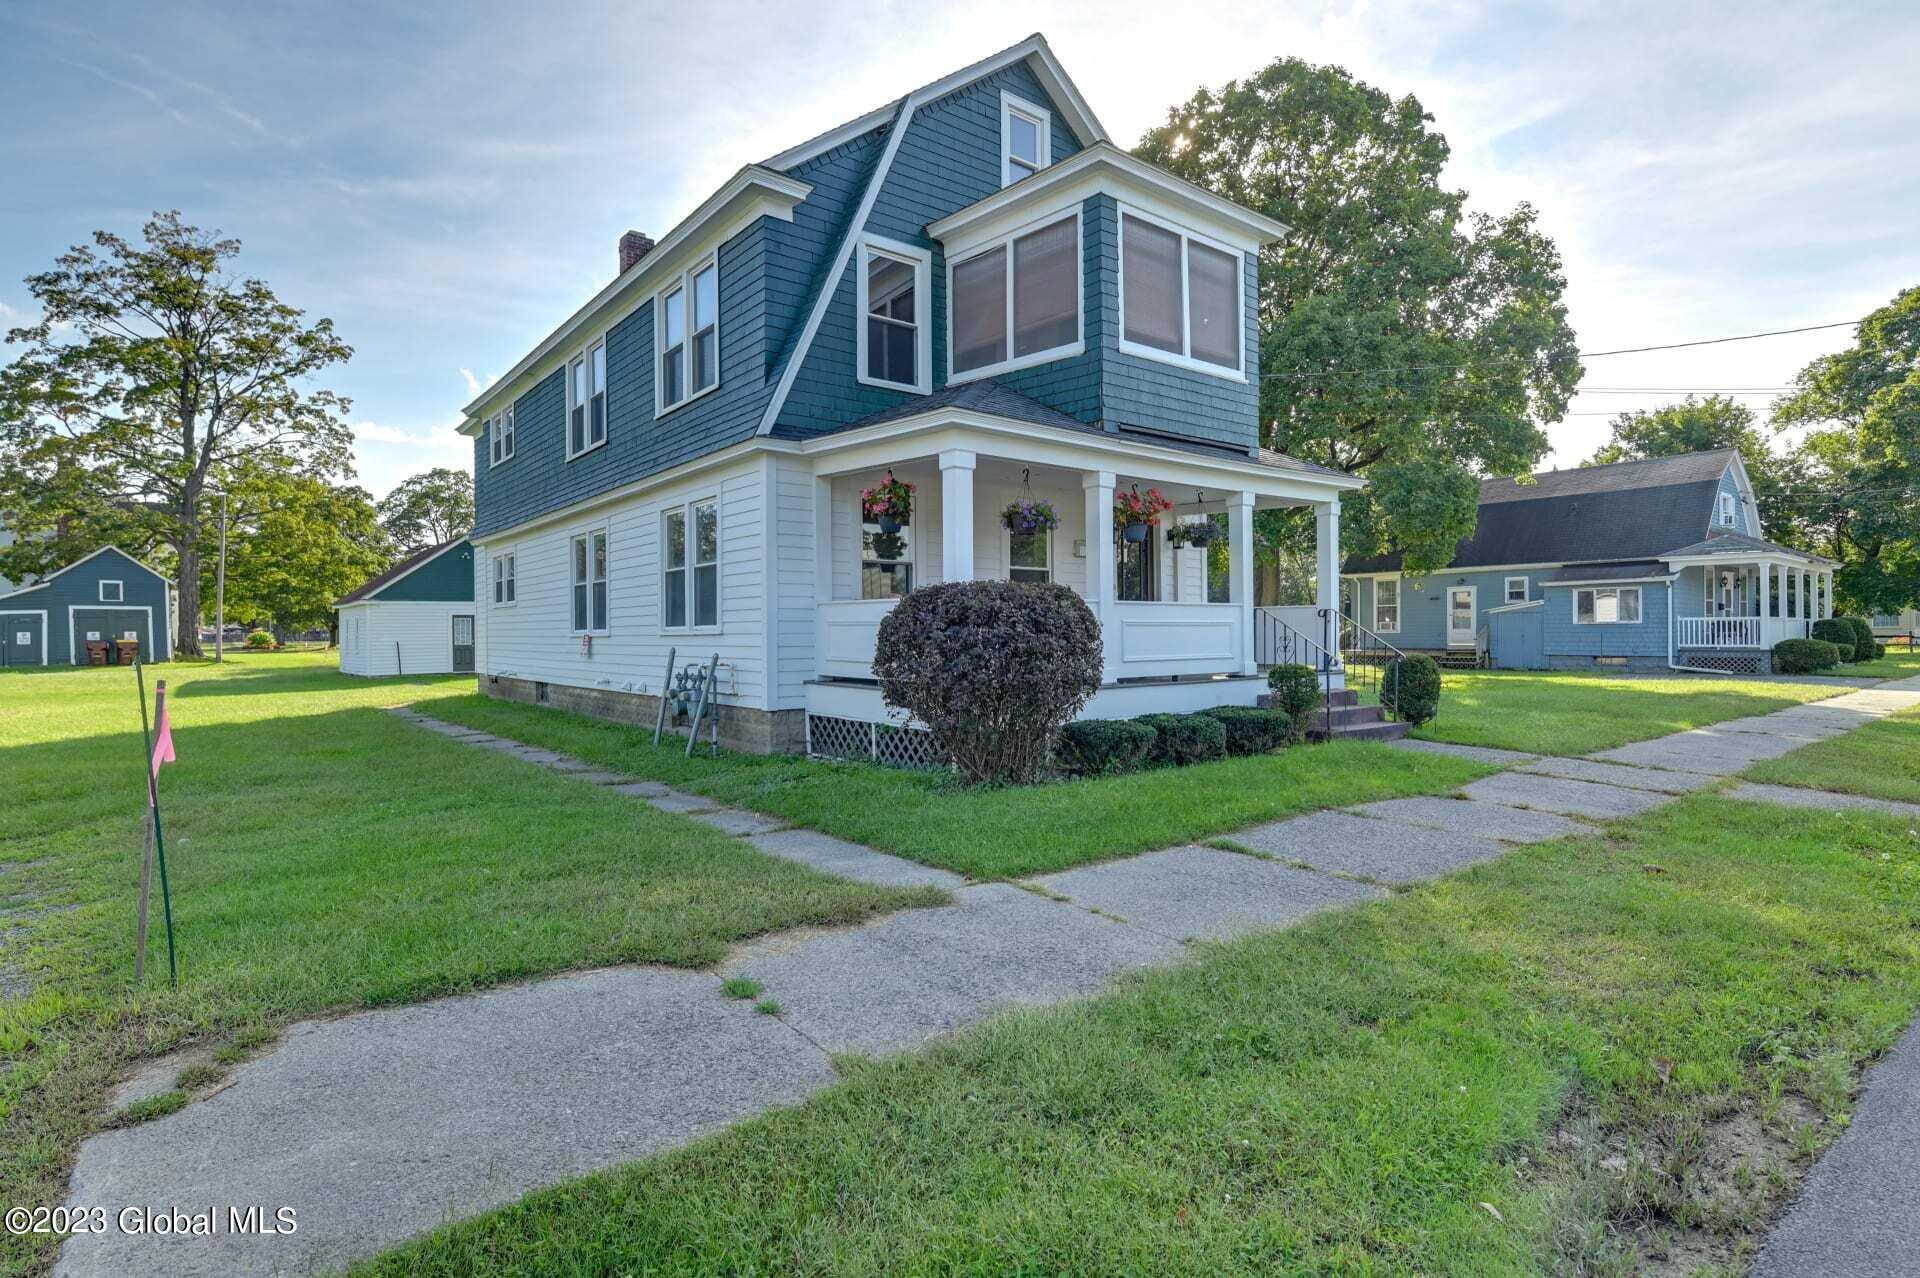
[335,538,477,677]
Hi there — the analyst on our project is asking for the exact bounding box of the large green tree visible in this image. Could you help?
[1584,395,1805,543]
[377,467,473,553]
[1137,59,1580,574]
[1773,286,1920,615]
[209,465,390,642]
[0,212,353,656]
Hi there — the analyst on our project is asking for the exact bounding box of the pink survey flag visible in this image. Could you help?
[149,691,175,788]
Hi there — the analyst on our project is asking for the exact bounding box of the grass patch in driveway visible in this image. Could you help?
[1743,704,1920,805]
[0,653,934,1276]
[421,695,1494,879]
[1399,670,1843,755]
[359,792,1920,1277]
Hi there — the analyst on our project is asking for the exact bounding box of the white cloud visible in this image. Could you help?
[458,368,498,398]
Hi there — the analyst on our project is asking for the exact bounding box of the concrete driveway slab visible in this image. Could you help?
[1463,771,1672,820]
[1352,795,1593,843]
[1518,757,1718,793]
[1231,810,1510,884]
[1031,845,1382,939]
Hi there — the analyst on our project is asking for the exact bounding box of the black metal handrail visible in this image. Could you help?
[1255,609,1336,673]
[1318,606,1409,730]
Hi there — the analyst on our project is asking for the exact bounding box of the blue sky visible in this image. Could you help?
[3,1,1915,496]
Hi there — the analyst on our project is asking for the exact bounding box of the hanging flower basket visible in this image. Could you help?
[1000,498,1060,535]
[1113,486,1173,542]
[861,470,915,534]
[1168,519,1220,548]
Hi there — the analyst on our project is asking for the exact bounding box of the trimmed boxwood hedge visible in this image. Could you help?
[1773,637,1843,674]
[1843,616,1876,663]
[1055,719,1158,775]
[1265,663,1322,740]
[1132,712,1228,766]
[1811,618,1857,658]
[1201,705,1295,756]
[1383,653,1443,725]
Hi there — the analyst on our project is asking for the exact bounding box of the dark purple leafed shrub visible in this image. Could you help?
[873,580,1102,785]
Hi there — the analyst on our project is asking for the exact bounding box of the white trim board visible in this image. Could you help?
[334,538,473,608]
[0,608,50,666]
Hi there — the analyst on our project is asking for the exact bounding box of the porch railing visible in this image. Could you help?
[1676,616,1811,650]
[1255,608,1336,672]
[1320,607,1408,729]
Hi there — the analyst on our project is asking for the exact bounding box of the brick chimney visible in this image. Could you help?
[618,230,655,274]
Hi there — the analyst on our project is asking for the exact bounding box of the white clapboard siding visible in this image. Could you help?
[340,601,471,676]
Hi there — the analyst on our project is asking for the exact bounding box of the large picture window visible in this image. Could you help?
[571,531,608,633]
[1119,209,1244,376]
[1373,578,1400,633]
[949,214,1081,380]
[657,258,719,414]
[1575,586,1641,624]
[662,499,719,629]
[857,239,930,393]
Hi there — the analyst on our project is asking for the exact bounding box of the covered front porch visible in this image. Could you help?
[1669,539,1838,659]
[798,413,1358,739]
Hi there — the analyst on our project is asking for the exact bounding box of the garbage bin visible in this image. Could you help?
[115,638,141,665]
[85,640,111,666]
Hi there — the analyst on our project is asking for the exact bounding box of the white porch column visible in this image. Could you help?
[1822,570,1833,619]
[1315,498,1341,664]
[1801,570,1812,625]
[1083,470,1116,679]
[1229,491,1256,675]
[939,449,975,584]
[1758,559,1770,622]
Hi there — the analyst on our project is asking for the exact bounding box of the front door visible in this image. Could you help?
[1,614,44,667]
[1447,586,1477,648]
[450,615,475,673]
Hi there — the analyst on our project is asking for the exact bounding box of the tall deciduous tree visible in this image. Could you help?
[1584,395,1804,543]
[0,212,353,656]
[1773,286,1920,615]
[208,465,390,643]
[1137,59,1580,573]
[377,467,474,553]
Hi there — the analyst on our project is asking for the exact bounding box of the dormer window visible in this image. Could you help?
[1119,207,1245,378]
[857,237,931,394]
[1000,92,1051,187]
[657,257,719,415]
[567,340,606,459]
[1718,492,1736,527]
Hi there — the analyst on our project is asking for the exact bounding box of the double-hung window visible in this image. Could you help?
[1575,586,1641,624]
[662,499,719,628]
[950,213,1080,380]
[1373,578,1401,633]
[857,238,931,393]
[567,342,606,458]
[1119,208,1245,376]
[1000,92,1051,186]
[1008,528,1050,584]
[492,552,516,605]
[657,259,718,414]
[1505,576,1528,603]
[1718,492,1736,527]
[571,531,608,633]
[488,407,515,465]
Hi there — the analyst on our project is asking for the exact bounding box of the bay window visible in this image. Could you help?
[1120,208,1245,376]
[662,499,719,629]
[950,213,1081,380]
[657,258,719,414]
[571,531,608,633]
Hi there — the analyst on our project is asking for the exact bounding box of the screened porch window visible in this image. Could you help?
[950,215,1080,378]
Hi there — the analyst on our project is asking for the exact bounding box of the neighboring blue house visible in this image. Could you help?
[0,546,175,667]
[457,34,1363,758]
[1342,449,1838,674]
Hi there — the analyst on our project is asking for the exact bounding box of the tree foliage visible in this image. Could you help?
[378,467,474,553]
[1137,59,1580,573]
[0,212,353,655]
[1773,286,1920,615]
[206,463,390,640]
[1584,395,1803,543]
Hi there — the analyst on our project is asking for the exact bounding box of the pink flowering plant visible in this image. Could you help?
[1000,498,1060,534]
[1112,485,1174,533]
[861,470,915,525]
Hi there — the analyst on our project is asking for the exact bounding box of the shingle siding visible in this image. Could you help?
[1543,581,1671,659]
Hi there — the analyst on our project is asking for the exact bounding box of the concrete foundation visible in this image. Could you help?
[479,675,806,754]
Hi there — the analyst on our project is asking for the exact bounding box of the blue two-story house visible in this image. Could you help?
[459,35,1361,758]
[1341,449,1839,675]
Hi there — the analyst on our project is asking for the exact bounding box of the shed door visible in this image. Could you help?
[72,608,151,664]
[451,615,475,673]
[1,615,44,667]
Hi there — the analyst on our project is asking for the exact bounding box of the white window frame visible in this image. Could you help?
[655,255,720,418]
[1717,492,1736,527]
[945,208,1084,386]
[569,528,609,635]
[1505,575,1529,603]
[1004,524,1053,585]
[1373,576,1401,634]
[855,235,932,395]
[492,551,516,606]
[1574,585,1643,625]
[488,407,515,467]
[661,496,722,633]
[1116,202,1248,382]
[99,580,124,603]
[1000,90,1052,188]
[565,339,608,461]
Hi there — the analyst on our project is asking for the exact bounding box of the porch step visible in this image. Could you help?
[1305,700,1412,743]
[1258,688,1359,710]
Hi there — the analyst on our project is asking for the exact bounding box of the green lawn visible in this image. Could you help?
[420,695,1494,879]
[1744,704,1920,805]
[1400,670,1847,755]
[360,790,1920,1276]
[0,653,937,1276]
[1843,648,1920,679]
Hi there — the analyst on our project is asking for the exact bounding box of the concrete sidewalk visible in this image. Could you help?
[53,677,1920,1276]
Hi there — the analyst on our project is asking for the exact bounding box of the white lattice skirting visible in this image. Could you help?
[1678,649,1770,675]
[805,714,948,771]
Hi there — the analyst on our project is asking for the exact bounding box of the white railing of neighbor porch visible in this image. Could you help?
[1676,617,1812,649]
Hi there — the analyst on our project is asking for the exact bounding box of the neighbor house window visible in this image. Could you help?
[1575,586,1641,624]
[662,499,719,629]
[571,531,607,632]
[1000,91,1051,186]
[1505,576,1528,603]
[950,214,1080,379]
[567,342,607,458]
[657,259,719,414]
[99,580,124,603]
[857,239,931,393]
[492,552,516,605]
[1008,529,1050,584]
[1120,208,1244,376]
[1373,578,1401,632]
[488,407,515,465]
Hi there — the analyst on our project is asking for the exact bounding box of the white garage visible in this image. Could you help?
[336,538,477,677]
